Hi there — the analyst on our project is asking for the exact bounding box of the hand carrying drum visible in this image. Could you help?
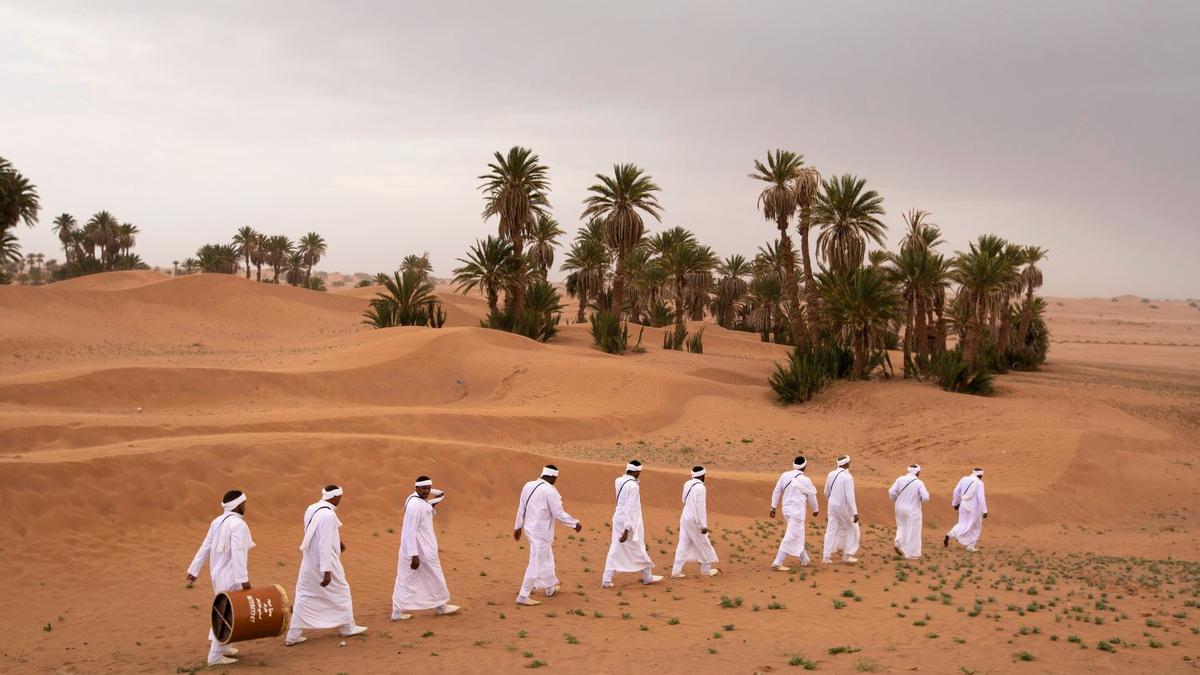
[211,584,291,644]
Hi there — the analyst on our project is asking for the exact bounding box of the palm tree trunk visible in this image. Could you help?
[914,293,928,378]
[1016,288,1035,349]
[674,276,686,337]
[777,223,808,346]
[487,288,499,314]
[509,232,526,316]
[902,295,913,379]
[255,263,262,282]
[576,290,587,323]
[798,206,821,342]
[612,251,629,320]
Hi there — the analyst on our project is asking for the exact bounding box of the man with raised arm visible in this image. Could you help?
[769,456,819,571]
[392,475,459,620]
[514,465,582,606]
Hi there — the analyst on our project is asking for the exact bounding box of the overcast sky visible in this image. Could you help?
[2,0,1197,297]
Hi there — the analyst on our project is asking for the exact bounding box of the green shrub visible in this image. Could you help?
[663,324,687,350]
[589,311,629,353]
[934,349,993,395]
[686,327,704,354]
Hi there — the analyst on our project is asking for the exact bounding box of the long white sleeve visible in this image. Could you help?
[887,477,902,502]
[315,512,337,574]
[613,479,637,532]
[951,478,965,507]
[917,480,931,503]
[770,473,787,508]
[399,502,423,559]
[547,488,577,527]
[843,474,858,514]
[694,484,708,529]
[976,481,987,513]
[187,527,213,578]
[514,482,532,530]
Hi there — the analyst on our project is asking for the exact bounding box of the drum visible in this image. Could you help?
[211,584,291,644]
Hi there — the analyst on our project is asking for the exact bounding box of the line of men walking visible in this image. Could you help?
[184,458,988,666]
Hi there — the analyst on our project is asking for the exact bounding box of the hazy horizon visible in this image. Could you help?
[2,1,1197,297]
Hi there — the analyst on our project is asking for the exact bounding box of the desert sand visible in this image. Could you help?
[1,272,1198,673]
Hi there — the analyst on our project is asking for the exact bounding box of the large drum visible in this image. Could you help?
[211,584,291,644]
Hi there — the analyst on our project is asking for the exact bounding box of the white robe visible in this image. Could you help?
[822,468,860,559]
[291,501,355,631]
[604,476,654,574]
[771,470,818,563]
[514,479,578,596]
[392,493,450,612]
[672,479,718,568]
[947,475,988,550]
[188,511,254,661]
[888,474,930,558]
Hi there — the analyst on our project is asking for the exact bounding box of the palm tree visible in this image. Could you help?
[794,164,823,340]
[249,233,267,282]
[172,260,180,276]
[952,235,1018,368]
[117,223,138,256]
[298,232,326,283]
[0,156,40,232]
[746,272,784,342]
[400,252,434,280]
[85,211,119,268]
[479,146,550,316]
[899,210,941,253]
[750,150,809,344]
[453,235,516,314]
[196,243,239,274]
[52,214,77,263]
[656,233,717,335]
[265,235,292,282]
[232,226,260,280]
[364,270,442,328]
[813,174,887,274]
[285,250,306,286]
[182,258,198,274]
[560,221,611,322]
[527,214,564,280]
[713,254,752,328]
[581,163,663,319]
[0,230,22,266]
[1016,246,1048,346]
[820,267,901,379]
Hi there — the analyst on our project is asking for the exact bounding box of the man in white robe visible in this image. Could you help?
[822,455,860,564]
[769,456,820,571]
[602,460,662,588]
[671,466,719,578]
[514,464,582,606]
[392,476,460,620]
[285,485,367,646]
[945,468,988,552]
[186,490,254,667]
[888,464,930,559]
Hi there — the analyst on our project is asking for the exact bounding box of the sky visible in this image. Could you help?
[1,0,1197,297]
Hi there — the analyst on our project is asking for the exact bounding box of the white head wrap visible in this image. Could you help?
[972,468,984,477]
[541,466,559,477]
[907,464,921,475]
[415,478,433,487]
[793,458,807,470]
[626,462,642,473]
[322,486,343,500]
[221,493,246,511]
[691,467,706,478]
[837,455,851,467]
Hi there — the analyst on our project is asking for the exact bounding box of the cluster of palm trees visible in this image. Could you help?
[453,146,1048,391]
[185,227,328,290]
[0,156,41,283]
[47,212,147,277]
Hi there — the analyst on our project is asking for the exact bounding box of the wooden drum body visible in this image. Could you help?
[212,584,291,644]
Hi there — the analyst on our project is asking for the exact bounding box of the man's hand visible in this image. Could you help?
[983,513,988,519]
[513,528,523,542]
[769,507,776,519]
[410,556,420,570]
[953,504,959,511]
[241,582,252,590]
[185,574,196,586]
[619,529,629,543]
[812,511,819,518]
[853,514,860,524]
[320,571,332,588]
[700,527,709,535]
[573,522,583,533]
[340,541,347,553]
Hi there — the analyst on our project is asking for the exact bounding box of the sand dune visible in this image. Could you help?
[1,273,1198,673]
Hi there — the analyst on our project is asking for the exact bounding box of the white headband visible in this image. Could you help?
[793,459,807,470]
[626,463,642,472]
[907,465,921,475]
[415,479,433,487]
[322,486,343,500]
[222,493,246,511]
[837,455,851,467]
[691,467,705,478]
[541,467,559,477]
[972,469,984,477]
